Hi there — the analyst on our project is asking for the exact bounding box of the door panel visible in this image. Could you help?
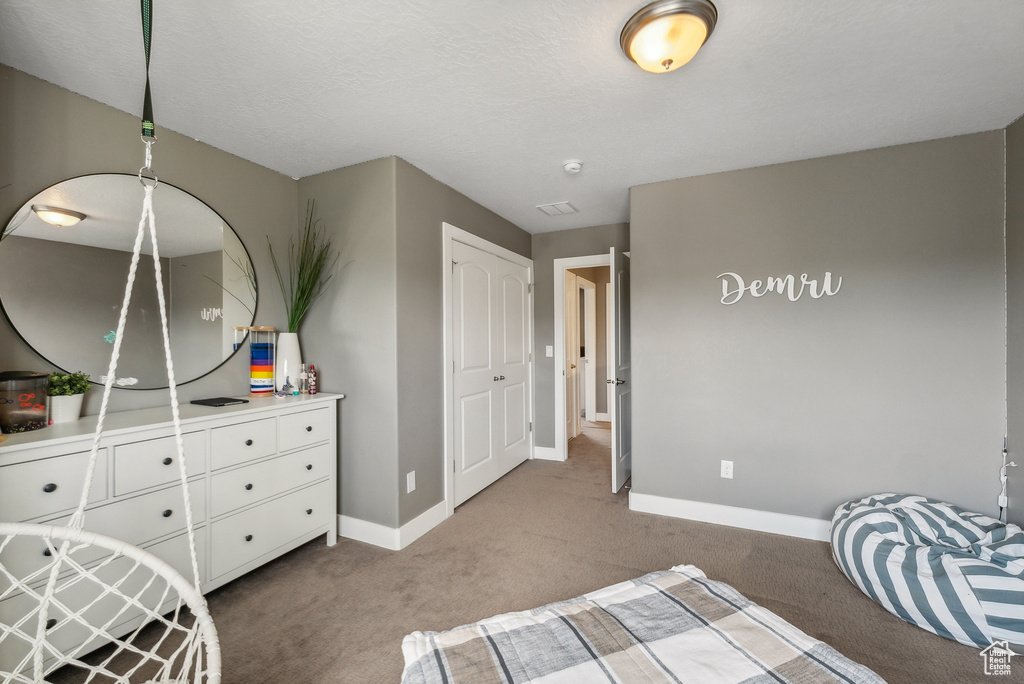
[503,382,528,448]
[460,391,492,471]
[610,248,632,493]
[458,263,492,371]
[502,275,526,365]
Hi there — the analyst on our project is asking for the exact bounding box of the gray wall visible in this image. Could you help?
[394,158,530,526]
[0,65,296,412]
[297,156,530,529]
[1008,119,1024,526]
[297,158,399,528]
[532,224,629,447]
[631,132,1006,521]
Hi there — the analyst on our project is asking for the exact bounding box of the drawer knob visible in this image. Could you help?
[245,439,253,447]
[162,509,173,518]
[163,457,173,466]
[305,464,313,471]
[306,508,313,515]
[43,548,52,557]
[245,534,253,542]
[46,619,57,630]
[42,483,58,493]
[245,483,254,491]
[305,425,313,432]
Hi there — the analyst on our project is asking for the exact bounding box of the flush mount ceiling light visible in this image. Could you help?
[620,0,717,73]
[31,205,87,227]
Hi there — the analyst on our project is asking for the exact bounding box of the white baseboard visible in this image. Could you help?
[595,413,611,422]
[398,501,447,548]
[629,492,830,542]
[339,500,448,551]
[532,446,563,461]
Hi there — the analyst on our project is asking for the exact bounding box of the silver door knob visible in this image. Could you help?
[615,379,626,385]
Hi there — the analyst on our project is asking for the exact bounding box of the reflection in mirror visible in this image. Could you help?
[0,174,257,389]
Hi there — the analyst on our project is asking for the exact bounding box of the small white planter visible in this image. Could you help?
[275,332,303,393]
[49,394,84,424]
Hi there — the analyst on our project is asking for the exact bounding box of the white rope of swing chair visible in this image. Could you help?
[18,173,219,682]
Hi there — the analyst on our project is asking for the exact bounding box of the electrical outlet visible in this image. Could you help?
[406,471,416,493]
[545,345,554,357]
[720,460,733,479]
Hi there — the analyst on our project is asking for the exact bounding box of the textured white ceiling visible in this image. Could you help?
[2,0,1023,234]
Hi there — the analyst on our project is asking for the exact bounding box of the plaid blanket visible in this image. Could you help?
[401,565,885,684]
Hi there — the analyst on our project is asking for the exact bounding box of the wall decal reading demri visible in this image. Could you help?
[717,272,842,305]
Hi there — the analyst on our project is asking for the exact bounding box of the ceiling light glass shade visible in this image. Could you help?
[620,0,717,73]
[31,205,86,227]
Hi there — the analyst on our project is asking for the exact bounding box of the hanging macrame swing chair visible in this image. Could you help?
[0,4,221,682]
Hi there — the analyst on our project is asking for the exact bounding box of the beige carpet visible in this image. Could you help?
[198,422,984,683]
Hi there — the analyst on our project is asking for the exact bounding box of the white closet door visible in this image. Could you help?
[497,256,531,471]
[452,241,530,506]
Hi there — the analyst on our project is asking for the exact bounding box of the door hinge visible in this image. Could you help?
[528,283,534,294]
[529,421,532,432]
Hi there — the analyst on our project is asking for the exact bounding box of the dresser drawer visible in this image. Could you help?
[210,417,276,470]
[87,480,206,548]
[210,443,331,518]
[279,406,331,452]
[113,431,206,496]
[210,480,331,579]
[0,527,207,676]
[0,450,107,522]
[1,481,206,582]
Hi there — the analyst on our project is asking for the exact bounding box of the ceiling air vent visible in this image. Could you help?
[536,201,578,216]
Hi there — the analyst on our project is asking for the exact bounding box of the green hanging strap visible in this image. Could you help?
[141,0,155,139]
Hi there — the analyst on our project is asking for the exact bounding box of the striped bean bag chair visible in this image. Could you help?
[831,493,1024,649]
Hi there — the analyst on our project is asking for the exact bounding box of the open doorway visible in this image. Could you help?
[553,251,631,493]
[566,267,609,432]
[553,254,610,461]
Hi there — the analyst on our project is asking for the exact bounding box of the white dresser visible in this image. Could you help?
[0,393,341,596]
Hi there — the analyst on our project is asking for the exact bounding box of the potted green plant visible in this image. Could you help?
[47,371,92,424]
[267,200,337,392]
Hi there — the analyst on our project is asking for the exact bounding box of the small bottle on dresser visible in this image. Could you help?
[308,365,318,395]
[299,364,308,394]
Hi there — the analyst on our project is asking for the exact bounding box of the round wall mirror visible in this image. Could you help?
[0,174,257,389]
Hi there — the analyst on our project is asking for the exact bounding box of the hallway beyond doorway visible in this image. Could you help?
[568,420,621,491]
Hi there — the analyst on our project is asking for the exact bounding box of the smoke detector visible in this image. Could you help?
[563,160,583,174]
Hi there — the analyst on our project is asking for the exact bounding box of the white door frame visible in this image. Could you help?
[578,276,597,423]
[604,282,613,422]
[553,254,610,462]
[565,270,579,442]
[443,222,534,518]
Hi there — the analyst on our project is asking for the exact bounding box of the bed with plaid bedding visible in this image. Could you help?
[401,565,884,684]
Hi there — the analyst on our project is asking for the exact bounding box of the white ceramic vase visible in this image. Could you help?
[49,394,84,423]
[275,332,302,393]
